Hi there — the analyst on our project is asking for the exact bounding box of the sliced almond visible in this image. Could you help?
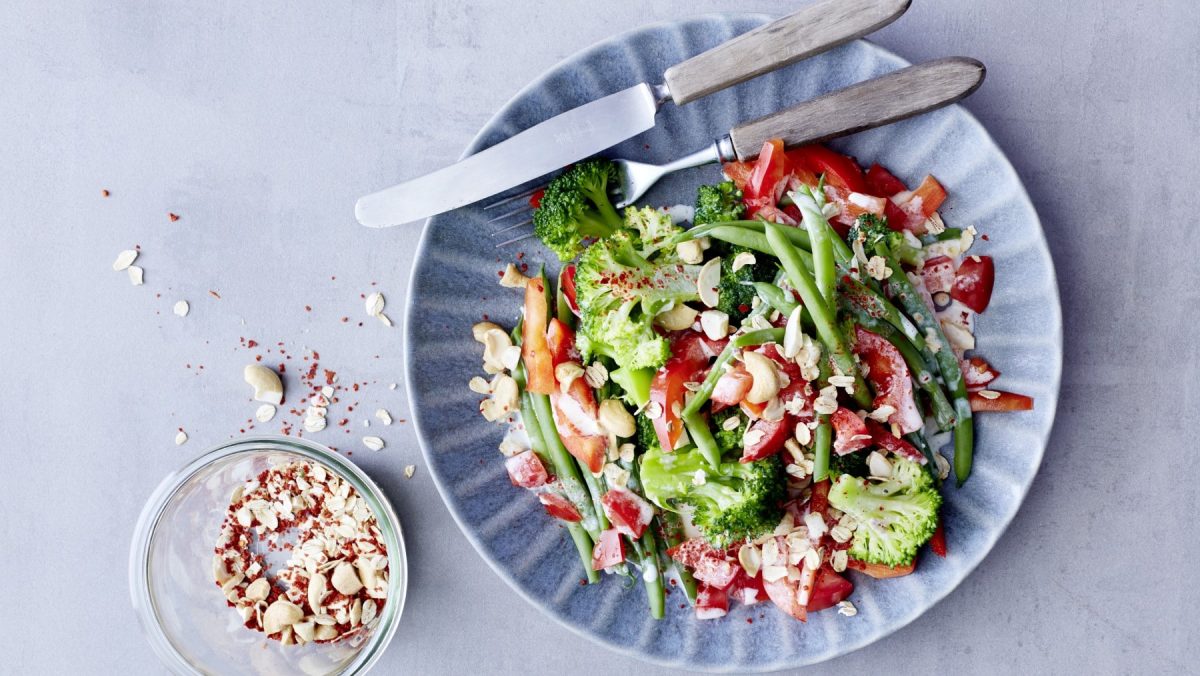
[731,251,757,271]
[738,543,762,578]
[174,430,188,445]
[314,624,340,641]
[481,328,515,373]
[243,365,284,405]
[404,464,416,479]
[112,249,138,271]
[255,404,277,423]
[362,436,385,451]
[293,620,315,643]
[307,572,327,612]
[697,257,721,308]
[127,265,144,285]
[375,408,393,425]
[173,300,189,317]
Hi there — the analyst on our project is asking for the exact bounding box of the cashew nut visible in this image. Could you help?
[262,600,303,636]
[598,399,636,438]
[481,328,515,374]
[654,303,698,331]
[243,365,283,405]
[742,351,781,404]
[472,321,503,343]
[331,561,364,595]
[498,263,530,288]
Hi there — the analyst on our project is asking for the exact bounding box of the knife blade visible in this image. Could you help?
[356,0,911,227]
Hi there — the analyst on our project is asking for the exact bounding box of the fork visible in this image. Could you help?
[488,56,985,247]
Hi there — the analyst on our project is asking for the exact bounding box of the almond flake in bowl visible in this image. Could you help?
[130,436,407,675]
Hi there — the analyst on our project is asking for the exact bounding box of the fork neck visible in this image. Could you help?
[658,139,731,175]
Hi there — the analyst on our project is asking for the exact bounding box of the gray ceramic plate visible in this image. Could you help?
[405,13,1061,672]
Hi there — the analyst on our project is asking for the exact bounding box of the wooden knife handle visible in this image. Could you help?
[663,0,911,106]
[729,57,987,160]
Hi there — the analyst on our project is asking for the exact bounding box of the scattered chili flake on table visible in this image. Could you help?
[101,189,110,197]
[168,212,180,222]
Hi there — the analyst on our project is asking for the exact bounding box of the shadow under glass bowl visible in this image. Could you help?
[129,436,408,675]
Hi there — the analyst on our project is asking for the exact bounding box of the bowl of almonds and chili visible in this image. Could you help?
[129,436,407,675]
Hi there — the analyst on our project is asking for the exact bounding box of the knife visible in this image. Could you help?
[356,0,912,227]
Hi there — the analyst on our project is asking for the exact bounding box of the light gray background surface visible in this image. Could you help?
[1,1,1196,674]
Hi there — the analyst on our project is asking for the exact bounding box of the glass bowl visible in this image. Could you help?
[129,436,407,675]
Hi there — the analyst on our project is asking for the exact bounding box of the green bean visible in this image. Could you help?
[838,273,933,366]
[904,431,941,485]
[531,394,602,537]
[812,416,833,482]
[522,386,599,583]
[882,267,974,484]
[701,226,814,271]
[764,222,872,408]
[658,511,698,604]
[555,266,575,327]
[751,282,799,316]
[793,187,837,303]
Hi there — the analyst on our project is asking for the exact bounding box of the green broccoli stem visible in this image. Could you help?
[678,327,786,420]
[582,184,623,232]
[530,393,603,538]
[658,511,699,604]
[842,305,956,430]
[522,388,599,583]
[684,412,722,469]
[764,222,872,408]
[880,260,974,485]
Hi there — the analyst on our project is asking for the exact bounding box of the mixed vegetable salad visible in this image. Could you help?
[469,139,1033,623]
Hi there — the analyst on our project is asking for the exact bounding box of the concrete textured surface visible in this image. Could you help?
[1,1,1196,674]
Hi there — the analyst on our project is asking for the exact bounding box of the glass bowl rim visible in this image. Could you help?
[128,435,408,675]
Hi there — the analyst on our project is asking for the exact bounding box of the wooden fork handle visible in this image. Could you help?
[663,0,911,106]
[728,57,987,160]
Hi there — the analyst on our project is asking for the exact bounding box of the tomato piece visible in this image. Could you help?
[809,479,831,517]
[551,377,606,473]
[505,450,549,488]
[846,558,916,578]
[722,160,755,193]
[969,390,1034,412]
[893,175,947,233]
[852,326,924,434]
[601,487,653,539]
[695,584,730,620]
[728,569,766,606]
[560,264,579,315]
[711,364,752,412]
[921,255,957,296]
[951,255,995,313]
[961,355,1000,391]
[538,492,581,522]
[669,539,739,589]
[545,318,579,367]
[764,575,807,622]
[529,188,545,209]
[930,518,947,558]
[747,139,789,202]
[521,278,556,395]
[865,419,925,464]
[806,566,854,612]
[831,407,872,456]
[591,528,625,571]
[786,145,868,193]
[865,163,907,197]
[651,333,721,451]
[741,416,792,463]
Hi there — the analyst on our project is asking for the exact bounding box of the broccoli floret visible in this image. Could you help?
[694,181,746,226]
[829,450,869,477]
[635,413,660,454]
[640,444,786,549]
[848,213,923,267]
[624,206,683,260]
[711,408,746,456]
[827,456,942,567]
[532,159,623,261]
[576,298,671,371]
[716,245,776,324]
[573,232,703,371]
